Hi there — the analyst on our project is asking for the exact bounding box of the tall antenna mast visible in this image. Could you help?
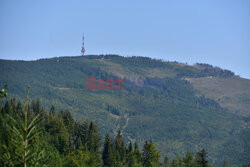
[81,35,85,56]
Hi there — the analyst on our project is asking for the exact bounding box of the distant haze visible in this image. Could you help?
[0,0,249,78]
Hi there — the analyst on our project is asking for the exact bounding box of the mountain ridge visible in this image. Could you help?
[0,54,249,166]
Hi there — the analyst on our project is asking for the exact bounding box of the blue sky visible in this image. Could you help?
[0,0,249,78]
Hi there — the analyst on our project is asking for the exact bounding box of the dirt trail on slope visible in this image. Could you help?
[110,113,133,142]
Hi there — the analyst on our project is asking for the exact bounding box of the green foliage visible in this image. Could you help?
[182,152,194,167]
[0,84,8,99]
[0,97,217,167]
[102,134,115,167]
[0,55,249,166]
[142,141,161,167]
[115,130,126,162]
[195,149,210,167]
[64,145,101,167]
[87,121,102,153]
[163,156,170,167]
[0,86,49,167]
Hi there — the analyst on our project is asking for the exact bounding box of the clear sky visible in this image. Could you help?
[0,0,249,78]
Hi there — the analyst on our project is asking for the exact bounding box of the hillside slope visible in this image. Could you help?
[185,76,250,116]
[0,55,249,166]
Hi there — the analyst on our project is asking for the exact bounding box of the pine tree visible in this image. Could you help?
[35,99,41,115]
[87,121,101,153]
[127,151,143,167]
[115,130,126,162]
[62,110,75,149]
[183,152,194,167]
[4,101,11,115]
[142,141,161,167]
[126,142,143,167]
[102,134,115,167]
[196,149,209,167]
[172,156,184,167]
[74,120,84,149]
[83,119,89,145]
[134,143,142,165]
[10,98,17,115]
[163,155,170,167]
[16,101,23,118]
[3,86,46,166]
[62,110,74,130]
[49,105,56,118]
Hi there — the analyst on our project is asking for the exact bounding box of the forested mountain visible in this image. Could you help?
[0,55,250,166]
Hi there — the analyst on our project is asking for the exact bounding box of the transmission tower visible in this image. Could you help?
[81,35,85,56]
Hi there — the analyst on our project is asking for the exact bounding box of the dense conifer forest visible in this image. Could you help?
[0,87,216,166]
